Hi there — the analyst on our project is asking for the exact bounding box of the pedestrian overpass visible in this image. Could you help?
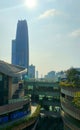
[24,79,61,118]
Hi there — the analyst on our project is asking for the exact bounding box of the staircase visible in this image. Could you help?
[12,83,24,99]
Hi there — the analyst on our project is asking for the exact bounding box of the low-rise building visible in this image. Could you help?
[0,60,31,129]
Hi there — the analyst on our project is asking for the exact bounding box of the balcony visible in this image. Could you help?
[61,100,80,120]
[0,105,40,130]
[0,98,29,115]
[61,110,80,130]
[61,87,80,97]
[9,97,29,104]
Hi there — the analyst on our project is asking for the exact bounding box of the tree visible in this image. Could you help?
[66,68,80,86]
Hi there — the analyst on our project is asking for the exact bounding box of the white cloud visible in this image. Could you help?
[38,9,60,19]
[69,29,80,37]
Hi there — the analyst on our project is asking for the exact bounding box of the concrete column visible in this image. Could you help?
[8,77,12,99]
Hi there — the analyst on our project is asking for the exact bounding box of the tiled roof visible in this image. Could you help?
[0,60,27,77]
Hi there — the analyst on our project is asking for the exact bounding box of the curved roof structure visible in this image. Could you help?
[0,60,27,77]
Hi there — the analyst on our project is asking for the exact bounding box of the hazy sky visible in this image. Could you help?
[0,0,80,76]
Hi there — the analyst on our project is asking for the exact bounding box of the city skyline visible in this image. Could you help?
[0,0,80,75]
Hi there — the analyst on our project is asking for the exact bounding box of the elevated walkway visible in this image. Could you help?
[0,104,39,130]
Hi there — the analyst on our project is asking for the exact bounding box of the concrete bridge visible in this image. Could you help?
[24,79,61,118]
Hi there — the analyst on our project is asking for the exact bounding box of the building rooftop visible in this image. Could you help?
[0,60,27,77]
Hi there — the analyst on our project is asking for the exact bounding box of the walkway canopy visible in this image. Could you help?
[0,60,27,77]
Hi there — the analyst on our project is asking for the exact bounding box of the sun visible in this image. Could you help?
[25,0,37,8]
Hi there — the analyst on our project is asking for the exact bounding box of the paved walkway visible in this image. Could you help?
[31,105,37,114]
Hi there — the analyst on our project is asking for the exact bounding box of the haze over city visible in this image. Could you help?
[0,0,80,76]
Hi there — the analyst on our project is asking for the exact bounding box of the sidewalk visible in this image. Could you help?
[31,105,37,114]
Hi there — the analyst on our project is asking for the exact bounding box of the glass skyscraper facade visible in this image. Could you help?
[12,20,29,69]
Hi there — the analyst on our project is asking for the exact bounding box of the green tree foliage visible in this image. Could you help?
[73,97,80,108]
[66,68,80,86]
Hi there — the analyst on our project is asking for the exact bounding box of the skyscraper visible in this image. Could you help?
[12,40,16,64]
[28,64,35,78]
[12,20,29,70]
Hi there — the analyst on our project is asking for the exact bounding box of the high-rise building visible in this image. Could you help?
[12,20,29,69]
[36,70,39,79]
[12,40,16,64]
[45,71,55,79]
[28,64,35,78]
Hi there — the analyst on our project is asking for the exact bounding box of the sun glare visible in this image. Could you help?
[25,0,37,8]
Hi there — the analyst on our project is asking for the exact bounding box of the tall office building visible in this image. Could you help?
[12,20,29,70]
[45,71,55,79]
[36,70,39,79]
[28,64,35,78]
[12,40,16,64]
